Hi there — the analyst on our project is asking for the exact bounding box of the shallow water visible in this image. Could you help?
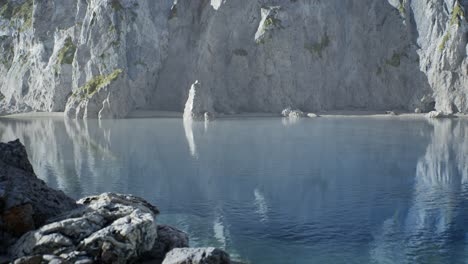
[0,117,467,264]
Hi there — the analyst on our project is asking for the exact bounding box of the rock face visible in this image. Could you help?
[0,139,77,254]
[162,248,230,264]
[0,0,466,118]
[11,193,160,263]
[141,225,189,263]
[397,0,468,114]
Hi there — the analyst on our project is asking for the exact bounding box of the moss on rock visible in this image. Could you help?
[450,1,465,26]
[0,0,34,31]
[439,32,451,51]
[57,37,76,65]
[76,69,123,97]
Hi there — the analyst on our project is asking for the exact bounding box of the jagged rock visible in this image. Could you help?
[162,248,230,264]
[11,193,160,264]
[0,0,466,119]
[281,107,292,117]
[141,225,189,263]
[183,81,215,120]
[0,139,34,173]
[282,108,305,118]
[288,110,305,118]
[0,140,77,254]
[13,254,70,264]
[426,111,445,118]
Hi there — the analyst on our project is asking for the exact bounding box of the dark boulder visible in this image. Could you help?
[0,140,77,254]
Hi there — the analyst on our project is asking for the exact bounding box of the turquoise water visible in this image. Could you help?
[0,117,467,263]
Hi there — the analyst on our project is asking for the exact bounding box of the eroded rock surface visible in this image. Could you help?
[183,80,215,120]
[11,193,160,263]
[0,139,77,254]
[0,0,465,118]
[162,248,230,264]
[141,225,189,263]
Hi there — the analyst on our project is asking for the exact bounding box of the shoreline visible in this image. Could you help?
[1,110,467,120]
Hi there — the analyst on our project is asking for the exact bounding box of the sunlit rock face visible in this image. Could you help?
[0,0,171,118]
[0,0,466,118]
[402,0,468,114]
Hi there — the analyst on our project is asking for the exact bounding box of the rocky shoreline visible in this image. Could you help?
[0,139,235,264]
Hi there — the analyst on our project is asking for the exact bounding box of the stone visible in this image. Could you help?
[0,139,34,173]
[162,248,230,264]
[426,111,444,119]
[307,113,319,118]
[183,81,215,120]
[415,108,422,113]
[13,255,67,264]
[0,140,77,254]
[11,193,160,264]
[141,225,189,263]
[385,111,398,116]
[288,110,305,118]
[281,107,292,117]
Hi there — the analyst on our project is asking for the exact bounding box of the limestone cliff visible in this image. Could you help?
[0,0,466,118]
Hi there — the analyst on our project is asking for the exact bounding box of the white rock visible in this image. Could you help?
[11,193,160,263]
[288,110,305,118]
[307,113,319,118]
[183,81,215,120]
[162,248,230,264]
[426,111,444,118]
[281,107,292,117]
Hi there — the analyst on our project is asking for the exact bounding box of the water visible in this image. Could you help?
[0,117,467,264]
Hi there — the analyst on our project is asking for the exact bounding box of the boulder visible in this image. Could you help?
[414,108,422,113]
[141,225,189,263]
[11,193,160,264]
[162,248,230,264]
[183,81,215,120]
[281,107,292,117]
[288,110,305,118]
[426,111,445,118]
[307,113,319,118]
[282,108,306,118]
[0,140,77,254]
[385,111,398,116]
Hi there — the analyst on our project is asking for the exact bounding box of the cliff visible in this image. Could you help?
[0,0,466,118]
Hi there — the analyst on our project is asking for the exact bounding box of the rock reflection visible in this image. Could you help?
[372,119,468,263]
[183,118,198,158]
[1,117,466,263]
[254,188,269,223]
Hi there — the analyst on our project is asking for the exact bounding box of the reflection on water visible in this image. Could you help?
[372,119,468,264]
[0,117,467,263]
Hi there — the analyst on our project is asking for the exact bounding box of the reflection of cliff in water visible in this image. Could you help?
[0,118,116,197]
[372,119,468,263]
[2,117,466,262]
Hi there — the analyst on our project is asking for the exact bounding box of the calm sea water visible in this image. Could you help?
[0,117,467,264]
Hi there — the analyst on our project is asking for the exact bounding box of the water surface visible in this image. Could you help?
[0,117,467,263]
